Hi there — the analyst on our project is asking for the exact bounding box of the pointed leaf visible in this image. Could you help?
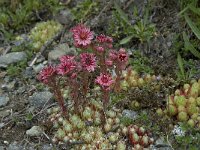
[177,53,185,79]
[120,35,134,45]
[189,5,200,16]
[114,2,130,25]
[184,13,200,40]
[183,32,200,58]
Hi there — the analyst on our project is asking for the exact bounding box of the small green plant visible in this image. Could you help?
[108,2,155,45]
[120,116,134,126]
[173,123,200,149]
[29,20,62,51]
[177,0,200,58]
[71,0,99,22]
[0,0,62,30]
[129,50,154,74]
[176,53,200,82]
[7,60,27,77]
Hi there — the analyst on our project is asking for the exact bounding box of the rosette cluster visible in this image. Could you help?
[121,69,160,90]
[156,79,200,128]
[29,20,62,51]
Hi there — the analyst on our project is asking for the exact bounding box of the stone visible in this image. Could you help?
[151,137,173,150]
[48,44,76,61]
[29,91,53,108]
[33,63,44,74]
[1,80,16,91]
[0,96,9,107]
[0,52,27,68]
[26,126,43,137]
[55,9,74,25]
[8,141,23,150]
[0,110,10,118]
[0,123,4,129]
[42,144,54,150]
[122,109,138,120]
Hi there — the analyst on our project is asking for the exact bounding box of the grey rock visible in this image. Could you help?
[48,44,76,61]
[55,9,74,25]
[1,80,16,91]
[42,144,53,150]
[0,96,9,107]
[24,67,34,78]
[0,52,27,68]
[8,141,23,150]
[151,137,173,150]
[0,123,4,129]
[122,109,138,120]
[16,86,26,94]
[0,146,4,150]
[26,126,43,137]
[0,110,10,118]
[33,63,44,73]
[43,61,48,65]
[29,91,53,108]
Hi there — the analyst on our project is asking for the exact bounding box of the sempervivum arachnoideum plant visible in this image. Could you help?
[29,20,62,51]
[158,79,200,128]
[128,125,154,149]
[37,24,130,148]
[47,99,124,146]
[37,24,129,117]
[120,68,160,91]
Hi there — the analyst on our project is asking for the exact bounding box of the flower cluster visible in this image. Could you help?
[71,24,93,48]
[38,24,129,115]
[37,65,56,84]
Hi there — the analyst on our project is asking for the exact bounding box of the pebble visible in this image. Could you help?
[33,63,44,73]
[29,91,53,108]
[26,126,43,137]
[0,52,27,68]
[122,109,138,120]
[48,44,76,61]
[0,96,9,107]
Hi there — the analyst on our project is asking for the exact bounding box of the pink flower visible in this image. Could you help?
[117,48,129,63]
[96,34,113,43]
[96,73,114,90]
[57,61,76,75]
[105,59,113,66]
[107,43,113,49]
[71,73,77,79]
[37,66,56,84]
[71,24,93,47]
[80,53,97,72]
[59,55,75,63]
[109,50,118,60]
[95,46,104,53]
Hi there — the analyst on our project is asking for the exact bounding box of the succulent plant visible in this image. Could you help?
[128,125,154,148]
[116,140,126,150]
[29,20,62,51]
[162,79,200,128]
[120,69,159,90]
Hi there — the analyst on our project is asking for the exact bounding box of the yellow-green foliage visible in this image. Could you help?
[165,79,200,128]
[0,0,62,30]
[120,69,157,91]
[29,20,62,51]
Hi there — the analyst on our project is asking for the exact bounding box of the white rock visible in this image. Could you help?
[26,126,43,137]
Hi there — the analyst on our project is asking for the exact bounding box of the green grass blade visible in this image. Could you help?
[120,35,134,45]
[177,53,185,80]
[184,13,200,40]
[183,32,200,59]
[189,5,200,16]
[114,2,130,25]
